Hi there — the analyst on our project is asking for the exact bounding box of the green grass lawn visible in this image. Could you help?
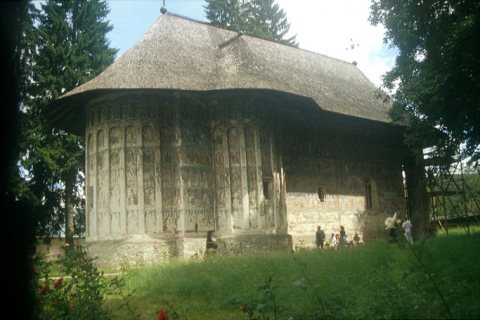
[105,229,480,319]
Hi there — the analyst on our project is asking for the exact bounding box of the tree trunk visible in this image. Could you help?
[404,151,429,240]
[65,178,75,246]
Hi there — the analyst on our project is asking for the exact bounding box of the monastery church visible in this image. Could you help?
[48,11,427,266]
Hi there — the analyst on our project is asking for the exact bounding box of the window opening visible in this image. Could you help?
[365,178,378,210]
[365,184,373,209]
[263,179,271,200]
[318,186,326,202]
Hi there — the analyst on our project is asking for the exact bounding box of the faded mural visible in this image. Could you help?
[84,94,407,264]
[85,95,287,244]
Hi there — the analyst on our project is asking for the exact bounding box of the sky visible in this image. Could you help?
[107,0,398,87]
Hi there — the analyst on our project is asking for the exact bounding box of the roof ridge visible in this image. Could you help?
[163,11,243,35]
[164,11,209,26]
[163,12,358,69]
[163,11,298,49]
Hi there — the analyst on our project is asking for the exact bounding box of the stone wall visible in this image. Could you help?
[86,235,189,268]
[280,111,407,248]
[217,233,292,254]
[36,238,86,261]
[34,234,291,268]
[86,233,292,268]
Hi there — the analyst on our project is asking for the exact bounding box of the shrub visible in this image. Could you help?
[34,243,111,320]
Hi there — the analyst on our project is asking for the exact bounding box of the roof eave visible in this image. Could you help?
[47,88,400,136]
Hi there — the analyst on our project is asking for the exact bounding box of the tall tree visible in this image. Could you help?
[18,0,117,243]
[370,0,480,161]
[242,0,297,45]
[205,0,245,31]
[205,0,297,46]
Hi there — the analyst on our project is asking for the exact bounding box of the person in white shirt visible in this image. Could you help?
[330,233,337,249]
[402,219,413,244]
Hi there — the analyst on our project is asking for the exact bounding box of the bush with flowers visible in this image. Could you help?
[33,242,125,320]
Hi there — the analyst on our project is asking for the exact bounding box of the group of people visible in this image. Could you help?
[315,214,414,250]
[208,213,414,254]
[384,212,413,244]
[316,225,361,249]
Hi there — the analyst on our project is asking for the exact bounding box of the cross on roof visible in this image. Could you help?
[161,0,167,14]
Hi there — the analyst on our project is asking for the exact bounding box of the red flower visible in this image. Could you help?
[157,310,168,320]
[40,284,49,295]
[53,277,63,288]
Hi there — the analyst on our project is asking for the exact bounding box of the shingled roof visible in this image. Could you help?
[50,12,392,133]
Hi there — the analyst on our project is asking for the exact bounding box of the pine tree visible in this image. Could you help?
[205,0,245,31]
[18,0,117,243]
[243,0,297,46]
[205,0,297,46]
